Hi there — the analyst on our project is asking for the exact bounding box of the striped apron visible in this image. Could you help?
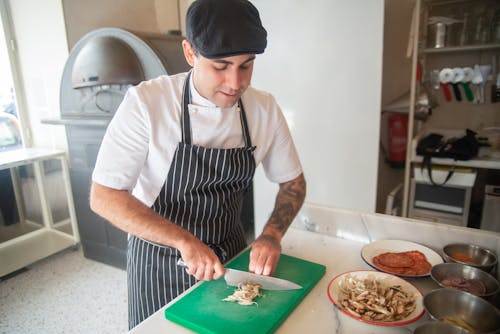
[127,72,256,329]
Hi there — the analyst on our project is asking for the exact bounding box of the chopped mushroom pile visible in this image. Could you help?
[223,283,262,306]
[337,274,417,322]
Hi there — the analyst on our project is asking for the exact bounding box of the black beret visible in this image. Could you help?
[186,0,267,59]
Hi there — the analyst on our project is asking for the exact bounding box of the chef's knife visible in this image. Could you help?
[177,258,302,291]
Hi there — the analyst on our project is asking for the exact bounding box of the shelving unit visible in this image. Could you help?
[0,148,80,277]
[401,0,500,224]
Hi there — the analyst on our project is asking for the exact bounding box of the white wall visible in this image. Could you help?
[251,0,385,232]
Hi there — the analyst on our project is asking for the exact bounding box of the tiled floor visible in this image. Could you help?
[0,247,128,334]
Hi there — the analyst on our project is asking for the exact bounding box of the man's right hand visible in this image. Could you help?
[179,240,225,281]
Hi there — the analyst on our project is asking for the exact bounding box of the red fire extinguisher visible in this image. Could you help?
[387,114,407,168]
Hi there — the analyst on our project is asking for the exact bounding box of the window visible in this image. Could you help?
[0,0,23,152]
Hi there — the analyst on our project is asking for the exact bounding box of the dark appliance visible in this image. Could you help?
[43,28,190,269]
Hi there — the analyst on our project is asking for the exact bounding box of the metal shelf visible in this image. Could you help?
[41,117,112,128]
[401,0,499,217]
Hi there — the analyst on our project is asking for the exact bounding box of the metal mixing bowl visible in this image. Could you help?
[424,288,500,333]
[443,243,497,273]
[414,321,472,334]
[431,263,500,298]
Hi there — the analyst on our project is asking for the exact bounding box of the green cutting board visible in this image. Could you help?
[164,249,326,334]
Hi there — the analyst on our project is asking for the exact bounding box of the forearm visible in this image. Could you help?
[90,182,225,280]
[262,173,306,241]
[89,182,195,250]
[249,173,306,275]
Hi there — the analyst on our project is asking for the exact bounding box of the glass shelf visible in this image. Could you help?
[422,43,500,54]
[426,0,480,6]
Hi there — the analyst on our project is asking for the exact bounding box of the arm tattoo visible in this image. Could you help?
[267,174,306,234]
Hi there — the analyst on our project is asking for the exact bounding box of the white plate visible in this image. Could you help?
[361,239,443,278]
[327,270,425,327]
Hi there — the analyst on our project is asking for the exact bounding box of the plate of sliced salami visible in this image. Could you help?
[361,240,443,278]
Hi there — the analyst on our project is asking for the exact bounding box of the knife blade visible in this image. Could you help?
[177,258,302,291]
[224,268,302,291]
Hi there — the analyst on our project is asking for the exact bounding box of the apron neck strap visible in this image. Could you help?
[238,101,253,148]
[181,71,192,144]
[181,71,253,148]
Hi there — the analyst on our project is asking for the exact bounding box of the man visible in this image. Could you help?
[89,0,306,328]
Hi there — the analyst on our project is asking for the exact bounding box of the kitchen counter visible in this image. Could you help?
[129,203,500,334]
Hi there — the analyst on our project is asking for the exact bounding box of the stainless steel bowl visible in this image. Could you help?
[431,263,500,298]
[424,288,500,333]
[443,243,497,273]
[414,321,472,334]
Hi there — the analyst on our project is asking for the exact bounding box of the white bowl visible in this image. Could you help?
[327,270,424,327]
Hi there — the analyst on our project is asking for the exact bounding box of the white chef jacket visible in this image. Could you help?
[92,72,302,207]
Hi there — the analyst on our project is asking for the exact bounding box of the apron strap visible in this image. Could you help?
[181,71,253,148]
[181,71,192,144]
[238,101,253,148]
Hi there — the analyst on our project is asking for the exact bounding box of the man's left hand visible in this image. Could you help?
[249,173,306,276]
[249,233,281,276]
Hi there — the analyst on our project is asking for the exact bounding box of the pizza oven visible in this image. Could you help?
[43,28,190,268]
